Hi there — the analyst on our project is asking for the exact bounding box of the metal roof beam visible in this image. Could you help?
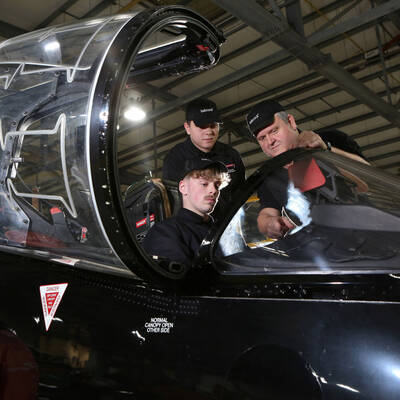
[153,18,378,103]
[302,0,355,24]
[296,84,400,124]
[376,0,400,31]
[224,55,400,121]
[369,149,400,162]
[212,0,400,127]
[352,123,393,139]
[286,0,304,37]
[35,0,142,31]
[0,20,27,39]
[35,0,81,30]
[149,0,356,95]
[123,0,400,134]
[81,0,116,19]
[313,0,362,33]
[380,161,400,171]
[362,135,400,151]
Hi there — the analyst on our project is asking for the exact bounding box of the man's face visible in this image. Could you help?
[256,114,298,157]
[179,173,221,216]
[184,121,219,153]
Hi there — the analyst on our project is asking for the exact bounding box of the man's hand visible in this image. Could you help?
[296,130,371,165]
[257,207,295,239]
[296,130,327,150]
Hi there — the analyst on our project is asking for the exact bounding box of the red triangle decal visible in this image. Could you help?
[45,292,59,314]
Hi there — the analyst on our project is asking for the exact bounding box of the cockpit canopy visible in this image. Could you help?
[0,7,223,278]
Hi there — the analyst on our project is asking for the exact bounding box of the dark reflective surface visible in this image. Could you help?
[216,152,400,275]
[3,252,400,399]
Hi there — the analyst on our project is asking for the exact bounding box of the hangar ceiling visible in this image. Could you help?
[1,0,400,183]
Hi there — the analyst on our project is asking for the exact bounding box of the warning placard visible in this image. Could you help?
[39,283,68,331]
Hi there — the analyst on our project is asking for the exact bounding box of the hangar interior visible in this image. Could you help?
[1,0,400,199]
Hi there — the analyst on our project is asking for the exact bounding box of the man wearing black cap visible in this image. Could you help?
[143,158,230,267]
[246,100,368,162]
[246,99,368,238]
[162,98,245,208]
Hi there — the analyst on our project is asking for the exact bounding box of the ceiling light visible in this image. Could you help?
[44,41,60,52]
[124,106,146,121]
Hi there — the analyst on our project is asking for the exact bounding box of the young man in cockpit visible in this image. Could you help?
[143,158,229,267]
[246,100,369,239]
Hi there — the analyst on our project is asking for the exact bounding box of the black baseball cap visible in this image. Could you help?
[180,158,228,181]
[185,98,222,126]
[246,100,285,138]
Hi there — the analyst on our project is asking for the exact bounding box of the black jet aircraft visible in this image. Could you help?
[1,5,400,400]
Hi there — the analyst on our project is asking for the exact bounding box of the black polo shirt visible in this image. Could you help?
[142,208,213,267]
[258,168,289,210]
[317,129,366,160]
[162,137,245,201]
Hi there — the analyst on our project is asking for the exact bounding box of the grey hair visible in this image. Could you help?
[275,111,289,123]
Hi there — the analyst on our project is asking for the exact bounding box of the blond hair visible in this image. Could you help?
[185,167,231,189]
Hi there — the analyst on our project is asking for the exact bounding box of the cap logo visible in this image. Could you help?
[200,108,213,113]
[249,113,260,125]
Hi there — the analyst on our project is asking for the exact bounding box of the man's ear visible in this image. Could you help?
[183,121,191,135]
[179,179,187,196]
[287,114,297,130]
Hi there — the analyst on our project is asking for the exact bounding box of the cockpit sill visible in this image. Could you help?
[0,242,137,279]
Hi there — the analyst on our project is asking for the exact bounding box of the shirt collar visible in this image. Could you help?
[184,137,218,156]
[178,208,213,224]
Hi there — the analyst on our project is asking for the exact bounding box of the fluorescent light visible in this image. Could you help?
[124,106,146,121]
[44,41,60,52]
[392,368,400,379]
[336,384,359,393]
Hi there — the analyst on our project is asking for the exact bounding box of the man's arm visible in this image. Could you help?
[297,130,370,165]
[257,207,295,239]
[330,146,370,165]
